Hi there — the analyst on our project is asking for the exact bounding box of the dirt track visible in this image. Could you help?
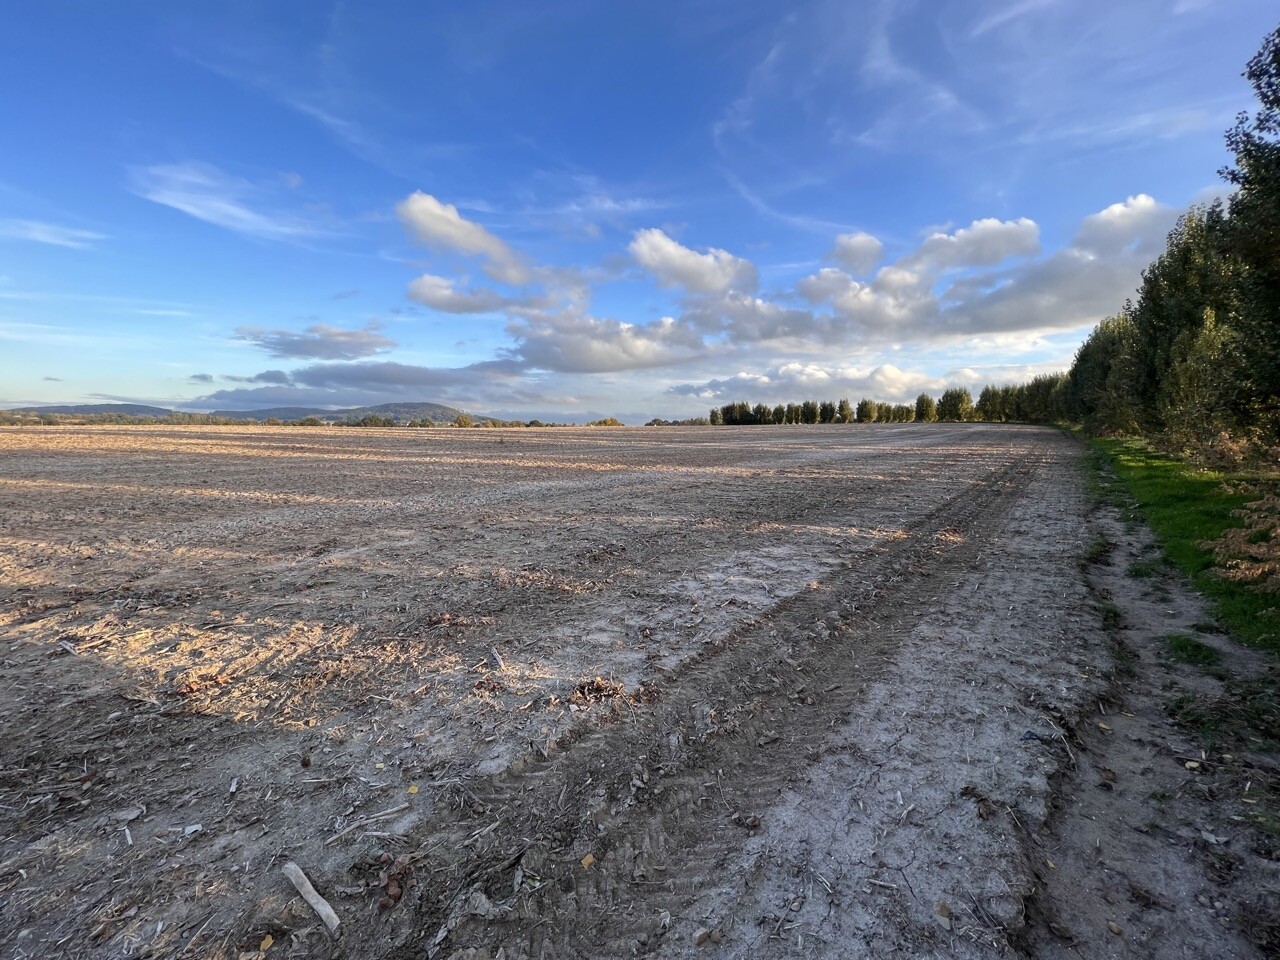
[0,425,1273,958]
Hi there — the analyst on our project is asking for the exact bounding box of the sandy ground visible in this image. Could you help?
[0,424,1274,959]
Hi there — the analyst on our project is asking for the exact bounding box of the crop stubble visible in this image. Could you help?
[0,424,1131,957]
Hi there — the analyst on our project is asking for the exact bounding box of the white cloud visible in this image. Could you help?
[906,217,1040,270]
[629,228,758,294]
[407,274,520,314]
[669,362,944,402]
[772,196,1173,346]
[829,231,884,274]
[0,219,108,249]
[796,267,862,304]
[1072,194,1174,257]
[510,311,705,373]
[233,322,396,360]
[971,0,1057,37]
[280,189,1193,418]
[132,163,320,240]
[396,191,530,285]
[668,357,1072,405]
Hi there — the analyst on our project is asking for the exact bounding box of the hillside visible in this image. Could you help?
[8,403,176,417]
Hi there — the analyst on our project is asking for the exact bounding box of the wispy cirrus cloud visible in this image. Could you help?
[970,0,1058,38]
[131,162,324,241]
[0,219,108,249]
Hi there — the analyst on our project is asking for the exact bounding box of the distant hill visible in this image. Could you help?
[206,406,325,421]
[353,401,472,422]
[9,403,176,417]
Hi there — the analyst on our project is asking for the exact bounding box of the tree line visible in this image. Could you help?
[706,382,1069,426]
[710,390,972,425]
[1005,23,1280,461]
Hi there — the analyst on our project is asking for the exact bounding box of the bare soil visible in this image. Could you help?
[0,424,1274,959]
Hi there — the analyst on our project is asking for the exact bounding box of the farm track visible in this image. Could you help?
[387,440,1054,958]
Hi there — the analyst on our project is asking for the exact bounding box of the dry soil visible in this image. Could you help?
[0,424,1274,959]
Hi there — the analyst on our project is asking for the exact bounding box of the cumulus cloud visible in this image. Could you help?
[629,228,758,294]
[217,189,1188,420]
[132,163,320,240]
[396,191,531,284]
[0,219,108,249]
[829,231,884,274]
[407,274,522,314]
[667,362,944,402]
[187,373,214,384]
[233,322,396,360]
[905,217,1040,271]
[1072,194,1175,257]
[786,199,1168,345]
[510,312,705,373]
[667,357,1071,404]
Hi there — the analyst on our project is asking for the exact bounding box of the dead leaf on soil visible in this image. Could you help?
[934,901,953,930]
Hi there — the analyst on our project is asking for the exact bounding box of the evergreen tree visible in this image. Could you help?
[1222,22,1280,439]
[976,385,1003,422]
[914,393,938,422]
[937,388,973,422]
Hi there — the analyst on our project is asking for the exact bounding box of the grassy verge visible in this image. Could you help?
[1087,436,1280,658]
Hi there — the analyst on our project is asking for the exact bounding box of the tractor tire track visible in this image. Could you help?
[381,438,1058,959]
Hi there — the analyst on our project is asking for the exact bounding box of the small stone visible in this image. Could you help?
[1107,921,1123,936]
[694,927,711,946]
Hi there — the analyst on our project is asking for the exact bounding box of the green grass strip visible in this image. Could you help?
[1089,436,1280,657]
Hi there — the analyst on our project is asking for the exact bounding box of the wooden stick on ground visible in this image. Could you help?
[324,802,410,845]
[281,861,341,936]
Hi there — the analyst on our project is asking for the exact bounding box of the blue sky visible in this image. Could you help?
[0,1,1274,421]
